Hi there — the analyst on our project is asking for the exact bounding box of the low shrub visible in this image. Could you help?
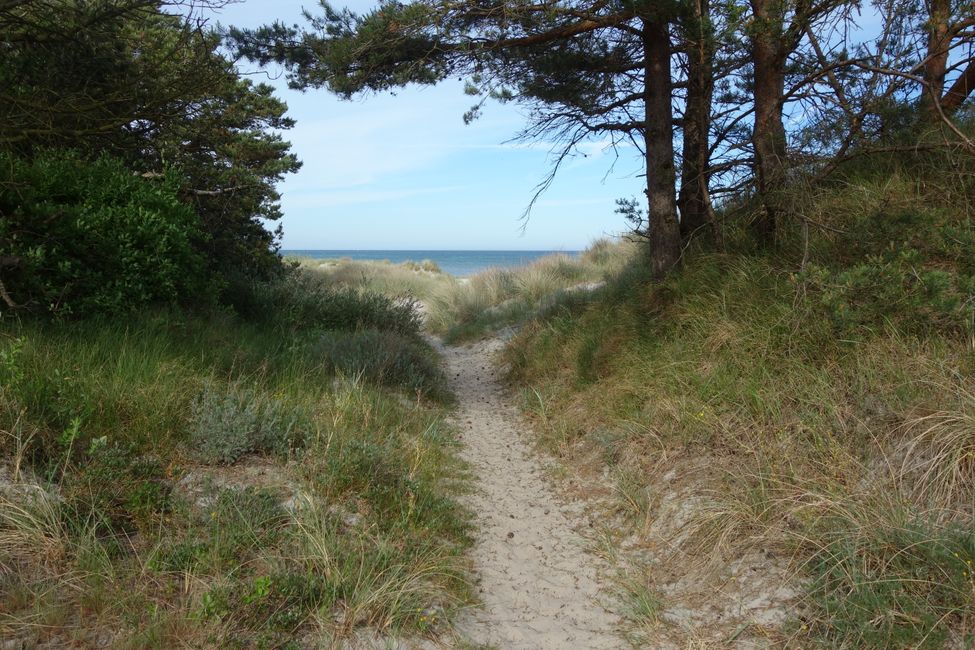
[803,253,975,336]
[151,486,289,576]
[310,329,449,401]
[63,438,171,533]
[187,380,311,465]
[807,511,975,648]
[799,208,975,337]
[204,487,289,571]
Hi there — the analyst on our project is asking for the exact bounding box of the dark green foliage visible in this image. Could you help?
[818,207,975,274]
[0,151,206,315]
[0,3,226,155]
[228,571,333,634]
[205,488,289,570]
[63,440,171,534]
[802,209,975,337]
[0,1,300,302]
[803,254,975,336]
[311,328,449,400]
[160,76,301,279]
[151,487,288,577]
[230,2,448,97]
[319,435,467,538]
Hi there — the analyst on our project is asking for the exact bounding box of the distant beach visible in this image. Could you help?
[282,250,580,277]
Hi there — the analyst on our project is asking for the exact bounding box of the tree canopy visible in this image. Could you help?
[232,0,975,275]
[0,0,300,315]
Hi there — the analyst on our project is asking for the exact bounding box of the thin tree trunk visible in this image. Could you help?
[922,0,951,121]
[678,0,716,241]
[750,0,787,245]
[643,17,681,277]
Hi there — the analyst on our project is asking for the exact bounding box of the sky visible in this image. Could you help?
[198,0,644,251]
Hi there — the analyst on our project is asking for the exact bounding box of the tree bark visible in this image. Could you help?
[922,0,951,121]
[941,59,975,114]
[678,0,716,241]
[750,0,787,245]
[643,17,681,278]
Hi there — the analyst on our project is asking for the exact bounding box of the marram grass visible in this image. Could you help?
[0,273,473,647]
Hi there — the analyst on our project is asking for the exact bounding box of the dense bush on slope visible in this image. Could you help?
[0,2,301,316]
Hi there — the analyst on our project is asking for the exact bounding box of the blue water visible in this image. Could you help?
[283,250,579,277]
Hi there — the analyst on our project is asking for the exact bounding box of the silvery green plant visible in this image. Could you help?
[188,381,307,465]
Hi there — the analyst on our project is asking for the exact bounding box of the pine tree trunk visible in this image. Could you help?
[643,17,681,278]
[922,0,951,122]
[750,0,787,245]
[678,0,716,241]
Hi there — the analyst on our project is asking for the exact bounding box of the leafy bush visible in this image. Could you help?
[224,571,332,635]
[153,487,288,575]
[63,439,171,533]
[310,328,449,401]
[0,150,208,316]
[187,380,310,465]
[319,436,466,536]
[803,253,975,336]
[204,487,288,570]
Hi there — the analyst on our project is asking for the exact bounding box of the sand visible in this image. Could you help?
[433,336,623,649]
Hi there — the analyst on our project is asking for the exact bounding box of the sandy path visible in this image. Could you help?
[433,337,622,649]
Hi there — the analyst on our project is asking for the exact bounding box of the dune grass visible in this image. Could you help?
[424,238,638,341]
[290,255,457,303]
[492,165,975,646]
[0,270,472,647]
[287,241,636,342]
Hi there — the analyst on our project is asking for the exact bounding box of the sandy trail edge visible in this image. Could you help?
[431,336,623,649]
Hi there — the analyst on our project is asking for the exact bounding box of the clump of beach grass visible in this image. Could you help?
[0,269,472,647]
[425,238,637,341]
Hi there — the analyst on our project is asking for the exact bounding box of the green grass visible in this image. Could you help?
[287,240,635,342]
[0,271,472,647]
[494,165,975,645]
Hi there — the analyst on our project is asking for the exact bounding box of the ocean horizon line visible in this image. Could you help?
[283,249,582,277]
[282,248,582,252]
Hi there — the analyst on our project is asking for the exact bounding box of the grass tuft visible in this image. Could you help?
[0,271,472,646]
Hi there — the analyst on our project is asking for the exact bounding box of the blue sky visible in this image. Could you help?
[201,1,644,251]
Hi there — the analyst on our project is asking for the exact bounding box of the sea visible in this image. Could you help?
[282,250,579,277]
